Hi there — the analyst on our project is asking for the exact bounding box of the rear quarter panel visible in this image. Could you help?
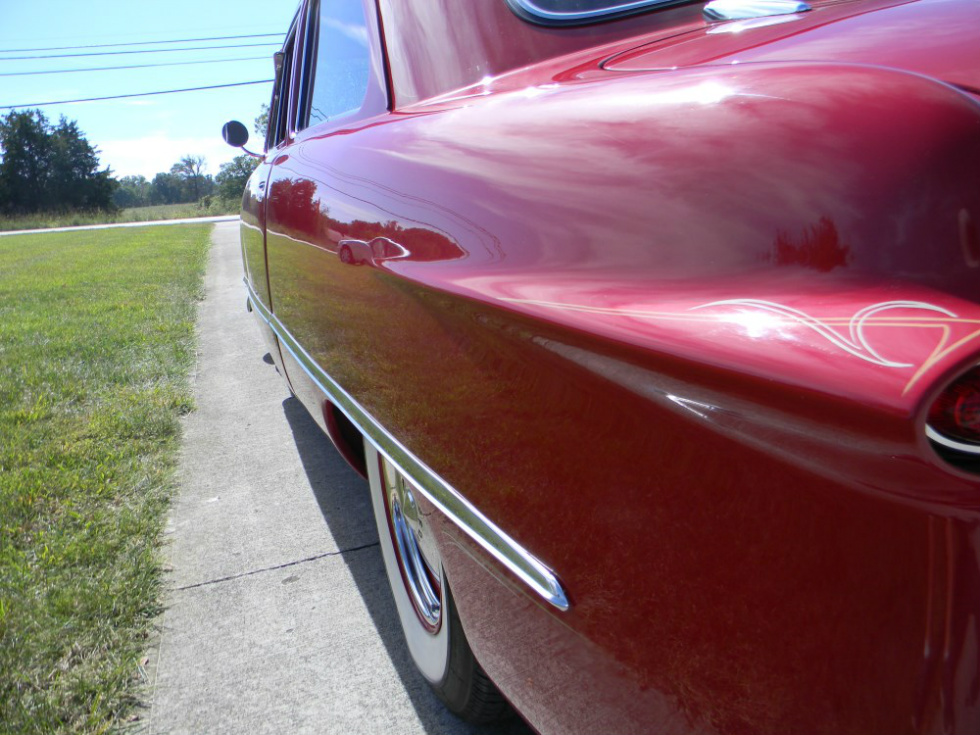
[261,55,980,734]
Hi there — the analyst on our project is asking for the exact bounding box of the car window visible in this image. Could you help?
[300,0,371,129]
[267,21,298,150]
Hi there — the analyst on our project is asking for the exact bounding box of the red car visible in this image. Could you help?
[224,0,980,732]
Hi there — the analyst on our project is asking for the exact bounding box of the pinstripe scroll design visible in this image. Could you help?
[501,296,980,395]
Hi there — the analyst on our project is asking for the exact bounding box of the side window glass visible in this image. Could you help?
[302,0,371,129]
[273,42,296,147]
[266,30,296,150]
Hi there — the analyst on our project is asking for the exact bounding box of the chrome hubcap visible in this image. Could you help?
[381,458,442,630]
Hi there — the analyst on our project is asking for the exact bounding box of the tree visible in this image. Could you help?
[48,118,116,211]
[170,155,207,201]
[0,109,116,215]
[149,172,183,205]
[0,110,53,214]
[112,175,151,209]
[215,155,259,201]
[254,104,269,138]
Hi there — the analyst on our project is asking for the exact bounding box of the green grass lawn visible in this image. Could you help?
[0,200,240,233]
[0,225,212,733]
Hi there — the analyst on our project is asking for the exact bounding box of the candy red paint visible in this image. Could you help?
[238,1,980,732]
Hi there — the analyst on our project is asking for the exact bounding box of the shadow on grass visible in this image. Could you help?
[280,394,532,735]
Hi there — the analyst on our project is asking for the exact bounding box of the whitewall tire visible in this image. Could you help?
[365,441,511,723]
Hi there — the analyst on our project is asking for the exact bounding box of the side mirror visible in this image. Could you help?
[222,120,250,148]
[222,120,262,159]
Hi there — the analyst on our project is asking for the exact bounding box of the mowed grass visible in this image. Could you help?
[0,225,212,733]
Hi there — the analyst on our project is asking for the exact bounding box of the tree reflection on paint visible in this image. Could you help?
[771,216,852,272]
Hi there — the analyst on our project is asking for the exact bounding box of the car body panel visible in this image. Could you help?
[240,0,980,732]
[375,0,705,106]
[604,0,980,93]
[241,161,273,311]
[271,61,980,422]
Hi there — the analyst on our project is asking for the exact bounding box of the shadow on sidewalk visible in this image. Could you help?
[280,393,532,735]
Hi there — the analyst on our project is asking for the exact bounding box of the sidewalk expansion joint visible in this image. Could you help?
[174,541,380,592]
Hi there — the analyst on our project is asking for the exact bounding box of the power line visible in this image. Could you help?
[0,33,284,54]
[0,42,281,61]
[0,56,270,77]
[0,79,275,110]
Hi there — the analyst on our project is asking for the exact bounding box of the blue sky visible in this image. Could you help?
[0,0,299,180]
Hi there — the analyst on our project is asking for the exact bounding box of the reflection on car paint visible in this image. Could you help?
[502,295,980,397]
[237,0,980,730]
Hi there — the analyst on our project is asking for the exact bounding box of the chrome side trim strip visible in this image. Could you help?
[244,278,570,611]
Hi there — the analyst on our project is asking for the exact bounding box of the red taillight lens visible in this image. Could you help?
[928,366,980,446]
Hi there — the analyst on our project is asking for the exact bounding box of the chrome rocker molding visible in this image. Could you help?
[244,278,570,612]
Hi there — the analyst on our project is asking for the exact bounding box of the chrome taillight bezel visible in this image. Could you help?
[925,424,980,456]
[926,364,980,464]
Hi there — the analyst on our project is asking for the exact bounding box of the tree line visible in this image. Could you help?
[0,109,257,216]
[112,154,257,210]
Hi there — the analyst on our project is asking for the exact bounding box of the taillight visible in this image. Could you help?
[927,365,980,456]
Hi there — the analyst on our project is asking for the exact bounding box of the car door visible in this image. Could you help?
[261,0,390,432]
[241,8,306,368]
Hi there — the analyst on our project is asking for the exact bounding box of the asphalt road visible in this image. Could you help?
[144,222,529,735]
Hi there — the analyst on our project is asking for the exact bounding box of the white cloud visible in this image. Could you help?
[322,18,369,47]
[98,134,246,179]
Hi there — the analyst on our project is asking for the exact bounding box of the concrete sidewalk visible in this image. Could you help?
[144,222,526,734]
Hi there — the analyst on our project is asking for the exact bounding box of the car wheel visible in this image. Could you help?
[339,245,354,264]
[365,442,511,723]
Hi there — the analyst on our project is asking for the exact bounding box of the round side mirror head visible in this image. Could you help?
[222,120,249,148]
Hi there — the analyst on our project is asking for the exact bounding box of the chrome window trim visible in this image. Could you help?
[244,279,570,612]
[702,0,811,21]
[507,0,671,24]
